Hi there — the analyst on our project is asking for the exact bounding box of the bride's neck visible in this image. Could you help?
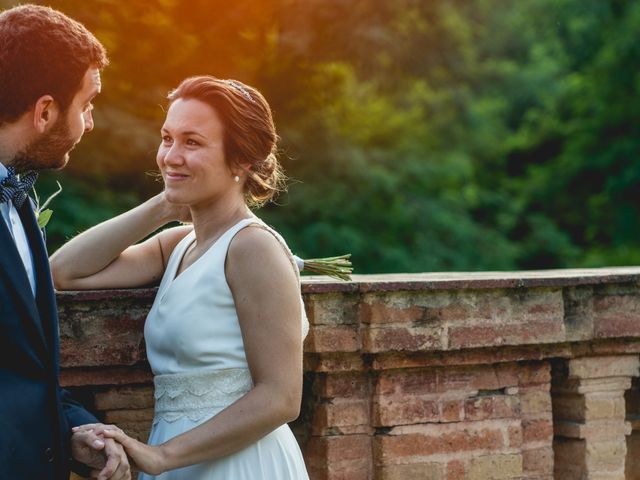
[190,194,253,245]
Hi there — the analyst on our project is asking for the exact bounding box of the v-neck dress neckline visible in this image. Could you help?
[168,216,256,285]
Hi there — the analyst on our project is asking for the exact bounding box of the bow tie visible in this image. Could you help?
[0,166,39,209]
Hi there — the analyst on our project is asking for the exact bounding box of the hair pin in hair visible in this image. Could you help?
[222,79,255,103]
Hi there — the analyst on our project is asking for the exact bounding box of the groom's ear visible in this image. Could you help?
[31,95,60,133]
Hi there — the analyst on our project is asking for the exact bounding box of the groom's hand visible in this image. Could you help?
[95,438,131,480]
[71,424,131,480]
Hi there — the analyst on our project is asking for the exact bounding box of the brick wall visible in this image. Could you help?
[60,268,640,479]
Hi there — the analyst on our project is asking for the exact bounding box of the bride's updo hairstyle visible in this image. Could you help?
[167,75,286,207]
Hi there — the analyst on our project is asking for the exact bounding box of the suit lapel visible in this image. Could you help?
[0,206,49,355]
[18,202,57,350]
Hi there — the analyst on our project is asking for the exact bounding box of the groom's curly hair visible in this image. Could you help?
[0,4,108,125]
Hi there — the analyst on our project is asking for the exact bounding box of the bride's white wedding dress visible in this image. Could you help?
[139,217,310,480]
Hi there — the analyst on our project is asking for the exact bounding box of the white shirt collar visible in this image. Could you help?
[0,161,8,182]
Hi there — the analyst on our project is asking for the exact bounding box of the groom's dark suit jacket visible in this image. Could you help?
[0,200,97,479]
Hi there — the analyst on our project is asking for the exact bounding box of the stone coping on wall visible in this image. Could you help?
[56,266,640,298]
[302,267,640,291]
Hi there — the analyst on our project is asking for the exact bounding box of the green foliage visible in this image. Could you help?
[10,0,639,272]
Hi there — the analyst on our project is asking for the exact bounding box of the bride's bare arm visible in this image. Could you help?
[50,193,192,290]
[88,226,303,475]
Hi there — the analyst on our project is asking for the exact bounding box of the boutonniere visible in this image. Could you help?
[32,181,62,229]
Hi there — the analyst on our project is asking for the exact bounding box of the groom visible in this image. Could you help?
[0,5,130,480]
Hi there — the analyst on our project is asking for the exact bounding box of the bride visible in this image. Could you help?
[51,76,309,479]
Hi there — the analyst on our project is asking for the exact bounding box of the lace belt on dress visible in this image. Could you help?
[153,367,253,423]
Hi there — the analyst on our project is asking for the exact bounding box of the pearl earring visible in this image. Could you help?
[234,175,240,183]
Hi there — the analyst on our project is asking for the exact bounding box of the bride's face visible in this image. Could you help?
[157,98,239,206]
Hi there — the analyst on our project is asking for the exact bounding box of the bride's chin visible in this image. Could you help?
[164,193,183,204]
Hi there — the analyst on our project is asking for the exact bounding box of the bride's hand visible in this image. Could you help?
[156,191,192,224]
[75,424,167,476]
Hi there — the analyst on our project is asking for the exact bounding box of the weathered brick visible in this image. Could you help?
[305,292,359,326]
[464,395,520,421]
[60,332,146,367]
[554,419,632,440]
[588,340,640,357]
[315,372,370,399]
[360,301,425,325]
[327,467,371,480]
[373,397,439,426]
[595,313,640,339]
[60,366,153,387]
[494,363,523,388]
[375,364,522,398]
[448,320,564,350]
[374,424,505,461]
[468,454,523,479]
[583,393,626,421]
[305,435,372,479]
[516,362,551,386]
[507,424,523,448]
[585,439,627,474]
[593,292,640,338]
[568,355,640,379]
[102,408,154,423]
[390,288,563,327]
[306,435,372,464]
[305,325,360,353]
[312,400,370,434]
[375,462,445,480]
[574,377,632,394]
[313,353,366,372]
[438,367,500,393]
[446,460,466,480]
[520,389,552,417]
[371,349,560,371]
[58,297,149,368]
[440,400,464,423]
[522,418,553,444]
[523,446,554,475]
[363,326,444,352]
[376,369,438,396]
[361,290,462,325]
[562,286,595,341]
[94,386,154,410]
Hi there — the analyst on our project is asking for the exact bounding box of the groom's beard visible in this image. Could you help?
[12,114,77,173]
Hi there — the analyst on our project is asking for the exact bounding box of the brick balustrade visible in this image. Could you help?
[59,268,640,479]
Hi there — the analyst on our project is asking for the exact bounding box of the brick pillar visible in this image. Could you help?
[626,376,640,480]
[552,355,640,479]
[304,371,374,480]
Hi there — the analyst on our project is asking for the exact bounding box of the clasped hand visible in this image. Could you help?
[71,423,131,480]
[73,423,167,477]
